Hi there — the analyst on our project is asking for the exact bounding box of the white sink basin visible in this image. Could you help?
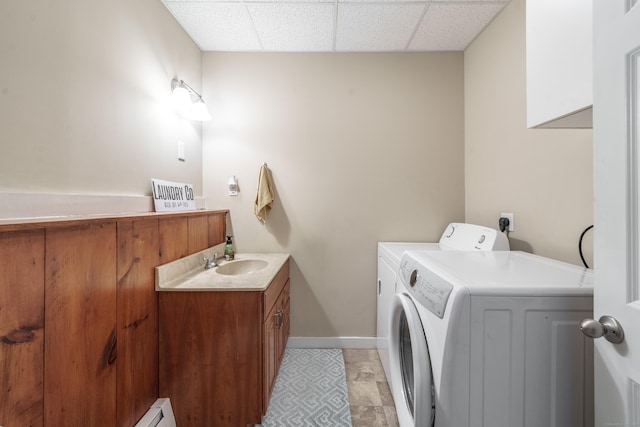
[156,250,289,291]
[216,259,268,276]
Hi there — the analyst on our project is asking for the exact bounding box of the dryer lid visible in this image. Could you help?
[407,251,594,296]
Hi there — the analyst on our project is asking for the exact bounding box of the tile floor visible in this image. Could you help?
[342,349,399,427]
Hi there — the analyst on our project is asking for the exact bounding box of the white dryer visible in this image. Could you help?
[377,224,509,391]
[389,250,594,427]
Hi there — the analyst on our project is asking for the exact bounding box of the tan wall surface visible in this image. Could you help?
[464,0,594,266]
[202,53,465,337]
[0,0,203,196]
[0,0,594,340]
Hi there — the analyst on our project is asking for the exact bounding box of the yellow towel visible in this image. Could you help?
[254,164,274,224]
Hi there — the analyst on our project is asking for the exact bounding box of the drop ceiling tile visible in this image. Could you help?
[163,2,261,51]
[166,0,241,2]
[247,3,335,51]
[336,4,426,51]
[248,0,332,3]
[339,0,424,4]
[408,3,505,51]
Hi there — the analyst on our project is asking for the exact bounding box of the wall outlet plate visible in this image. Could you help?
[500,212,514,232]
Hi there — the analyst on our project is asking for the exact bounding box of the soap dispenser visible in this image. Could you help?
[224,236,235,260]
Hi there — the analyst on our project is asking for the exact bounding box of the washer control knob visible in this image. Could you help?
[409,270,418,287]
[445,226,455,238]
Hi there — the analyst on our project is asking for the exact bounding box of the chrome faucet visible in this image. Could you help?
[204,253,220,269]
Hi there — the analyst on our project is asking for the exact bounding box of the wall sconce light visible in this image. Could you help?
[171,78,212,122]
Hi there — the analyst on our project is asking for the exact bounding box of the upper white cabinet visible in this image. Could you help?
[526,0,592,129]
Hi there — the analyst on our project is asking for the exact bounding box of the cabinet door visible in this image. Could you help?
[263,280,290,414]
[159,291,262,426]
[277,281,290,366]
[263,304,278,413]
[276,280,291,368]
[45,223,117,426]
[0,230,45,426]
[526,0,593,128]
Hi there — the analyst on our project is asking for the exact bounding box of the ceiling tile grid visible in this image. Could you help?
[409,3,507,50]
[335,4,427,51]
[161,0,509,52]
[248,3,336,51]
[165,2,261,50]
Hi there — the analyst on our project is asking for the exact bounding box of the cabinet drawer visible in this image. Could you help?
[263,260,289,320]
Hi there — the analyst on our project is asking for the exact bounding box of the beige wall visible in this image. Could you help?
[202,53,465,337]
[464,0,594,266]
[0,0,202,196]
[0,0,594,339]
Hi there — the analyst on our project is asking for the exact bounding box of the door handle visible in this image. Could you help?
[580,315,625,344]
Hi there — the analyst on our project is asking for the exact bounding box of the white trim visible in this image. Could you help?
[134,398,176,427]
[286,336,376,349]
[630,50,640,303]
[0,192,205,220]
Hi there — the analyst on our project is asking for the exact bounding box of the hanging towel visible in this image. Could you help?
[254,163,274,224]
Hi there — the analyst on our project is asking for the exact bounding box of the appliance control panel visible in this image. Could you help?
[400,256,453,319]
[439,222,510,251]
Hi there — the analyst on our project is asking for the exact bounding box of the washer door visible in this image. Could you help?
[389,293,435,427]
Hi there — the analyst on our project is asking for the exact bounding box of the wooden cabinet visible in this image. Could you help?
[0,210,227,427]
[159,259,290,427]
[263,265,290,412]
[526,0,593,128]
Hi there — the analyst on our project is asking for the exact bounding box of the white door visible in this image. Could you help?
[592,1,640,425]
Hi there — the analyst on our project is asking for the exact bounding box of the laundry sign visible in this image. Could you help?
[151,179,196,212]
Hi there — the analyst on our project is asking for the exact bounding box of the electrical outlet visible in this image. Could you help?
[500,212,514,232]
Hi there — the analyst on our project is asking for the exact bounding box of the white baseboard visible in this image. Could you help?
[286,337,376,349]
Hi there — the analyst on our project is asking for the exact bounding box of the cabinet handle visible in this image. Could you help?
[275,309,284,329]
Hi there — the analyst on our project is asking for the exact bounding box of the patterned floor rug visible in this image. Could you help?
[257,348,353,427]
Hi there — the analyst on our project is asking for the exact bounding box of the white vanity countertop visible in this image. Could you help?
[156,245,290,291]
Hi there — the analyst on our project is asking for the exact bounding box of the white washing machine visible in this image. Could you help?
[377,224,509,392]
[389,250,594,427]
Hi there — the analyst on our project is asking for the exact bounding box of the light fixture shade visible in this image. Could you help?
[171,78,211,121]
[190,99,212,121]
[172,85,192,111]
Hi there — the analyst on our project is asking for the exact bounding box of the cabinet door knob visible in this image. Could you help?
[275,309,284,329]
